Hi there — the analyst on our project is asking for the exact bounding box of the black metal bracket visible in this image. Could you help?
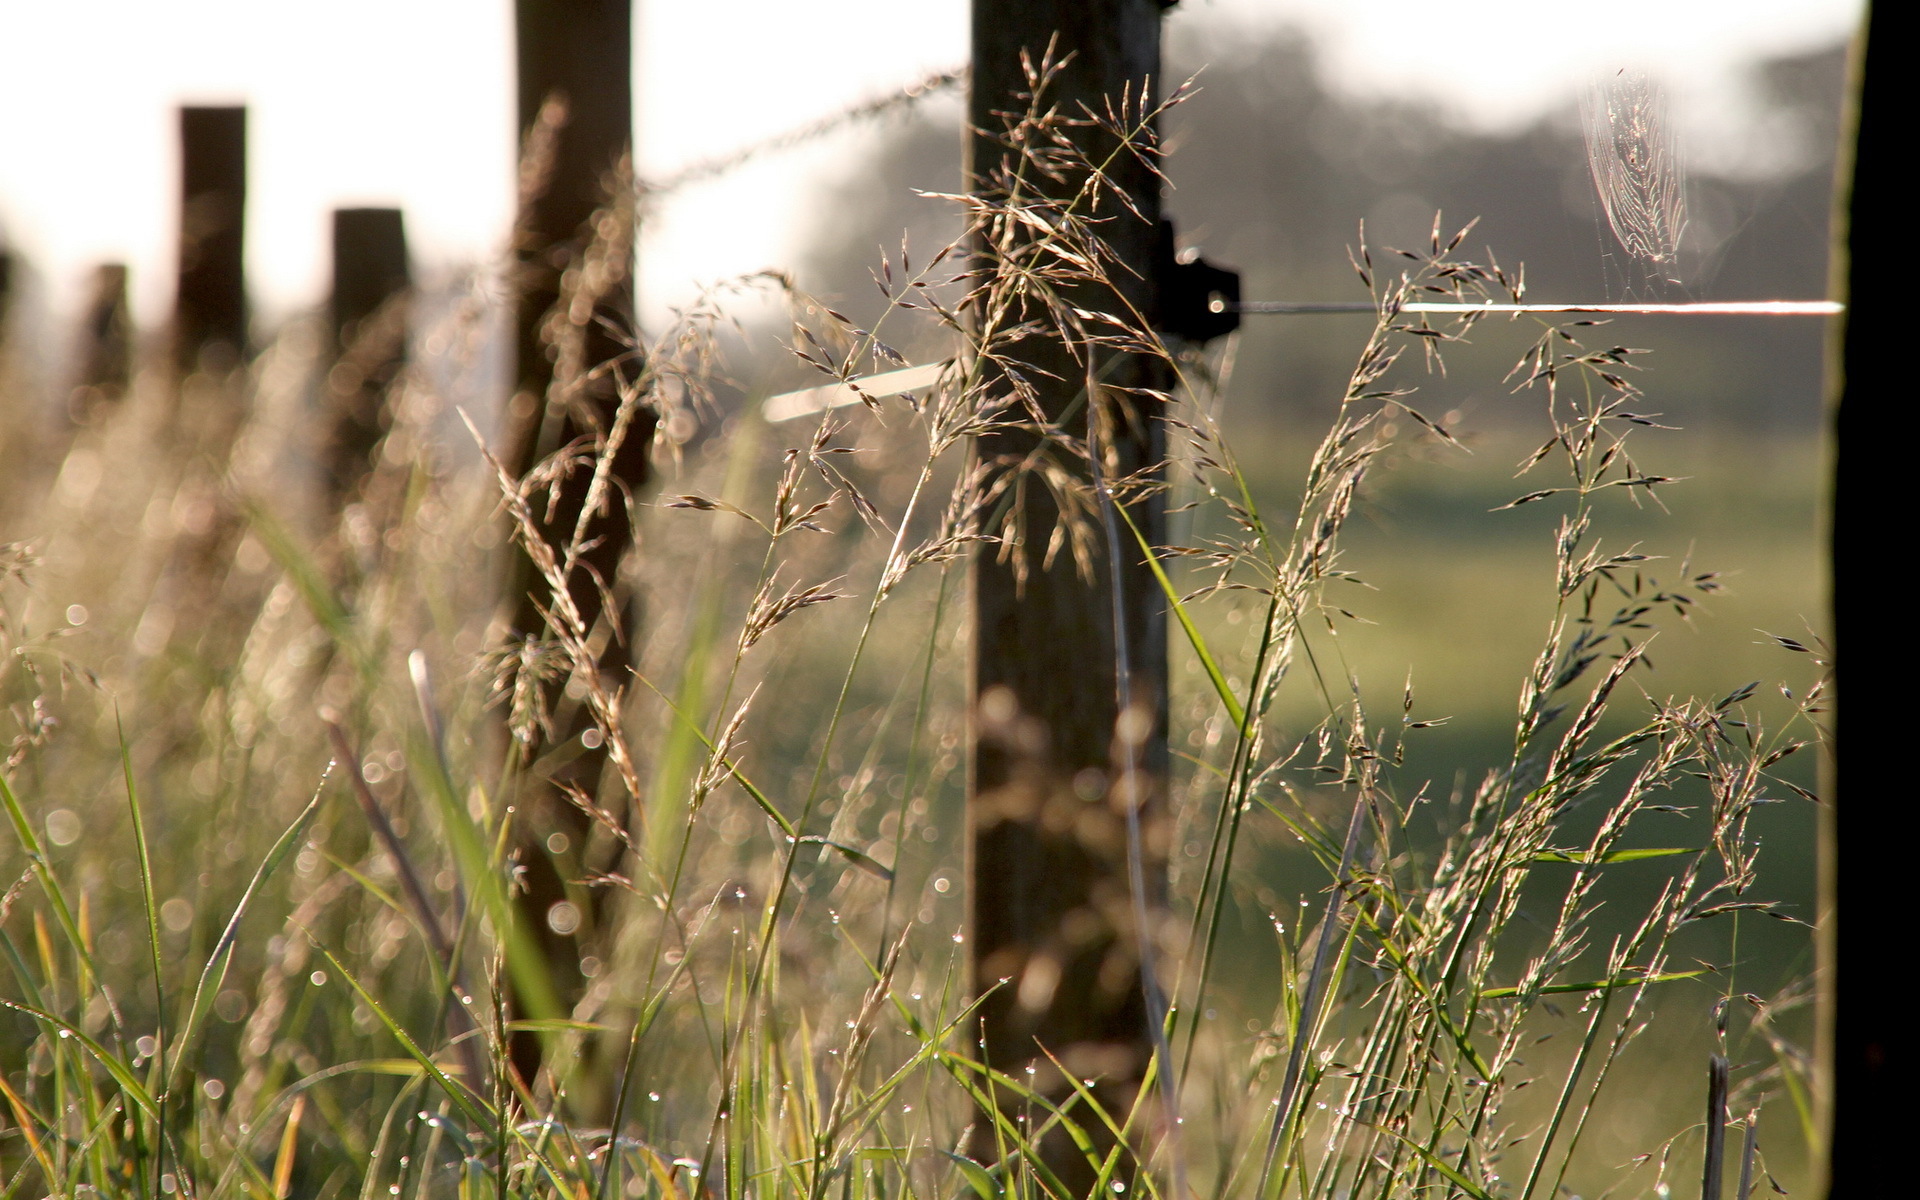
[1154,219,1241,344]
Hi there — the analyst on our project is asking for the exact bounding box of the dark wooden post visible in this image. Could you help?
[505,0,646,1087]
[0,248,13,334]
[966,1,1171,1183]
[174,106,247,375]
[69,263,133,422]
[323,207,410,509]
[1826,4,1892,1195]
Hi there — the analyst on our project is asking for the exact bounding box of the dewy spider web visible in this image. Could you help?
[1583,70,1689,293]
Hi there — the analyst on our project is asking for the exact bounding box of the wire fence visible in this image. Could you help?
[637,66,966,200]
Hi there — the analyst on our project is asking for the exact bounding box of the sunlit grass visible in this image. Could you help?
[1,61,1826,1200]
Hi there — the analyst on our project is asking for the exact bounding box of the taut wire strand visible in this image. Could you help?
[1228,300,1843,316]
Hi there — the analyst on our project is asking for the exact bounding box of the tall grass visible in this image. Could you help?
[0,61,1822,1200]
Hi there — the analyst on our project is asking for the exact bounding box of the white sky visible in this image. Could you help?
[0,0,1862,335]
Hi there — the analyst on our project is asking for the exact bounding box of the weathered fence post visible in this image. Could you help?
[1826,3,1891,1194]
[966,0,1171,1184]
[323,207,410,510]
[174,106,247,376]
[505,0,645,1088]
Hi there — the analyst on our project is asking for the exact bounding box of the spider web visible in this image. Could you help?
[1583,71,1689,298]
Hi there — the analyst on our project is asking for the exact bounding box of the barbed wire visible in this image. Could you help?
[637,66,966,200]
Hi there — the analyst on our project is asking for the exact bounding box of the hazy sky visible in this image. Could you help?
[0,0,1861,333]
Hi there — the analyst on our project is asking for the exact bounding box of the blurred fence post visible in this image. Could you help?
[966,0,1171,1185]
[0,248,13,334]
[1826,3,1890,1194]
[69,263,132,422]
[505,0,644,1089]
[173,106,247,376]
[323,207,410,511]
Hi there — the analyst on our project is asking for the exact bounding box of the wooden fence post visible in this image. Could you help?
[505,0,645,1089]
[966,0,1171,1184]
[174,106,247,375]
[323,207,410,510]
[1826,3,1891,1193]
[69,263,132,422]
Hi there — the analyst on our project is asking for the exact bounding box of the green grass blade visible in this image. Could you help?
[401,714,563,1027]
[311,944,493,1130]
[940,1152,1003,1200]
[1367,1123,1500,1200]
[1478,969,1704,1000]
[166,786,325,1091]
[1111,497,1247,734]
[635,670,798,837]
[1531,847,1702,864]
[0,772,110,999]
[114,711,169,1200]
[0,998,159,1116]
[245,500,368,675]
